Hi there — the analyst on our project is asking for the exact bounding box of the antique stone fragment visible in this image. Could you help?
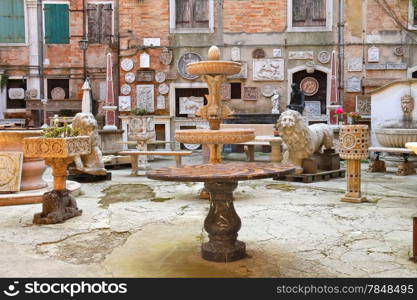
[120,84,131,95]
[304,101,321,116]
[119,96,131,111]
[8,88,25,99]
[273,48,282,58]
[318,51,331,63]
[121,58,134,71]
[300,77,319,96]
[124,72,135,83]
[243,87,258,100]
[140,52,150,68]
[155,72,166,83]
[179,96,204,114]
[159,47,173,65]
[253,59,284,81]
[136,85,154,112]
[346,76,361,92]
[0,152,23,192]
[178,52,202,80]
[221,83,231,100]
[356,95,371,116]
[252,48,266,58]
[156,95,165,110]
[158,83,169,95]
[143,38,160,46]
[368,46,379,62]
[137,70,154,82]
[348,57,363,72]
[288,51,314,60]
[51,87,65,100]
[231,47,240,61]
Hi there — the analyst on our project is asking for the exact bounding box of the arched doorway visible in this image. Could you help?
[288,65,330,124]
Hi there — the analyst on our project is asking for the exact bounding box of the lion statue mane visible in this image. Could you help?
[71,113,107,175]
[276,110,334,172]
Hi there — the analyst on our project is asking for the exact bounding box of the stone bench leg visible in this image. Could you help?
[368,152,386,173]
[175,155,182,168]
[244,145,255,162]
[130,155,139,176]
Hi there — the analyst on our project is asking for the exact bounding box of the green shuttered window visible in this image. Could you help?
[44,4,69,44]
[0,0,25,43]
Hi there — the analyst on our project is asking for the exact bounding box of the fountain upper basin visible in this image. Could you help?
[375,128,417,148]
[175,129,255,145]
[186,61,241,76]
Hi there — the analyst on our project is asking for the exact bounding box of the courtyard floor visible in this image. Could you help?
[1,151,416,277]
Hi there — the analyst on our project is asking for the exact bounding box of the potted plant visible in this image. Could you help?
[335,107,361,125]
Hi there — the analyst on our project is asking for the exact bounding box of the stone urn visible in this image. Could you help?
[339,125,369,203]
[0,129,47,191]
[23,136,91,224]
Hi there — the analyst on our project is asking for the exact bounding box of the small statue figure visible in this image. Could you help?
[287,83,305,114]
[271,90,280,114]
[71,113,107,175]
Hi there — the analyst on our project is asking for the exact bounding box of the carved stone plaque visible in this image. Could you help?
[253,59,284,81]
[368,46,379,62]
[136,85,154,112]
[348,57,363,72]
[143,38,160,47]
[243,87,258,100]
[394,46,405,56]
[0,152,23,192]
[356,95,371,116]
[261,84,276,97]
[273,48,282,58]
[252,48,266,59]
[120,84,131,95]
[227,62,248,79]
[118,96,131,111]
[303,101,321,116]
[231,47,240,61]
[289,51,314,60]
[159,47,173,65]
[155,72,166,83]
[318,51,331,64]
[166,71,178,80]
[8,88,25,99]
[300,77,319,96]
[156,95,166,110]
[178,52,202,80]
[158,83,169,95]
[221,83,231,100]
[346,76,362,92]
[51,87,65,100]
[27,89,38,99]
[179,96,204,114]
[140,52,150,68]
[125,72,136,83]
[137,70,154,82]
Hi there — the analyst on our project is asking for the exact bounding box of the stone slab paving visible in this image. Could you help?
[0,152,416,277]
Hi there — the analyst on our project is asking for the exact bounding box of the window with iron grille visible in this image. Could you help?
[0,0,25,43]
[292,0,326,27]
[87,3,113,44]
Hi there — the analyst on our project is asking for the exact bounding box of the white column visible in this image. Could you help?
[26,0,41,98]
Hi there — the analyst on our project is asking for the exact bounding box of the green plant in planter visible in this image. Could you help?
[131,108,149,116]
[414,0,417,9]
[0,74,9,90]
[42,124,80,138]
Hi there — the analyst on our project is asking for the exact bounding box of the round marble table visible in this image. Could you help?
[146,162,295,262]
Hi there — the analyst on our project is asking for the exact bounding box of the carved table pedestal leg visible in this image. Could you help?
[342,159,367,203]
[33,157,82,224]
[202,181,246,262]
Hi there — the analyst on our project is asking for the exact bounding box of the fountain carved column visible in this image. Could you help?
[339,125,369,203]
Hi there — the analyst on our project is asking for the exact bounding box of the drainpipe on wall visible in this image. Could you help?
[37,0,45,126]
[217,0,224,47]
[338,0,344,107]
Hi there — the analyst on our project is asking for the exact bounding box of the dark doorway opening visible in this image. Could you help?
[292,70,327,115]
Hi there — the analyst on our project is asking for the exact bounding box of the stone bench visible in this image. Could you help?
[219,124,282,162]
[119,150,192,176]
[368,146,415,176]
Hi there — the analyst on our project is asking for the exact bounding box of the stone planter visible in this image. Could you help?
[0,130,47,191]
[23,136,91,224]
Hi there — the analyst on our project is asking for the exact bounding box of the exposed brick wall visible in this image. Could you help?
[366,0,408,34]
[223,0,286,33]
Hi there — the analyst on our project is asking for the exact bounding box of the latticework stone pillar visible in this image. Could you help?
[339,125,369,203]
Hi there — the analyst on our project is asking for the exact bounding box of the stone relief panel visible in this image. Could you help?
[253,59,284,81]
[348,57,363,72]
[179,96,204,115]
[159,47,173,65]
[8,88,25,100]
[231,47,240,61]
[119,96,131,112]
[346,76,362,92]
[136,85,154,112]
[178,52,202,80]
[243,87,258,100]
[137,70,154,82]
[140,52,151,68]
[368,46,379,62]
[273,48,282,58]
[0,152,23,192]
[221,84,231,100]
[288,51,314,60]
[356,95,371,116]
[156,95,166,110]
[318,51,331,64]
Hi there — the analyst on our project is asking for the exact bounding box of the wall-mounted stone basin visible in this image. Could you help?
[375,128,417,148]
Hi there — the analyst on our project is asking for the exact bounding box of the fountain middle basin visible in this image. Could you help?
[375,128,417,148]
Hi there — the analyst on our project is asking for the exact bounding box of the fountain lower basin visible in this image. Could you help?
[186,61,241,76]
[375,128,417,148]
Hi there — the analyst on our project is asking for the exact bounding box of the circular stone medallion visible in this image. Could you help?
[155,72,166,83]
[125,72,136,83]
[121,58,134,71]
[261,84,276,97]
[51,87,65,100]
[120,84,131,95]
[158,83,169,95]
[177,52,202,80]
[341,133,356,149]
[318,51,331,64]
[300,77,319,96]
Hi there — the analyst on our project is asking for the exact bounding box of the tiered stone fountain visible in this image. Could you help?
[175,46,255,163]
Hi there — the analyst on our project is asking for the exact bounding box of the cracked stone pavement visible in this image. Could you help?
[0,152,416,277]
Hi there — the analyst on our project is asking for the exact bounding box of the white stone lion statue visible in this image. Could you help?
[276,110,333,172]
[71,113,107,175]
